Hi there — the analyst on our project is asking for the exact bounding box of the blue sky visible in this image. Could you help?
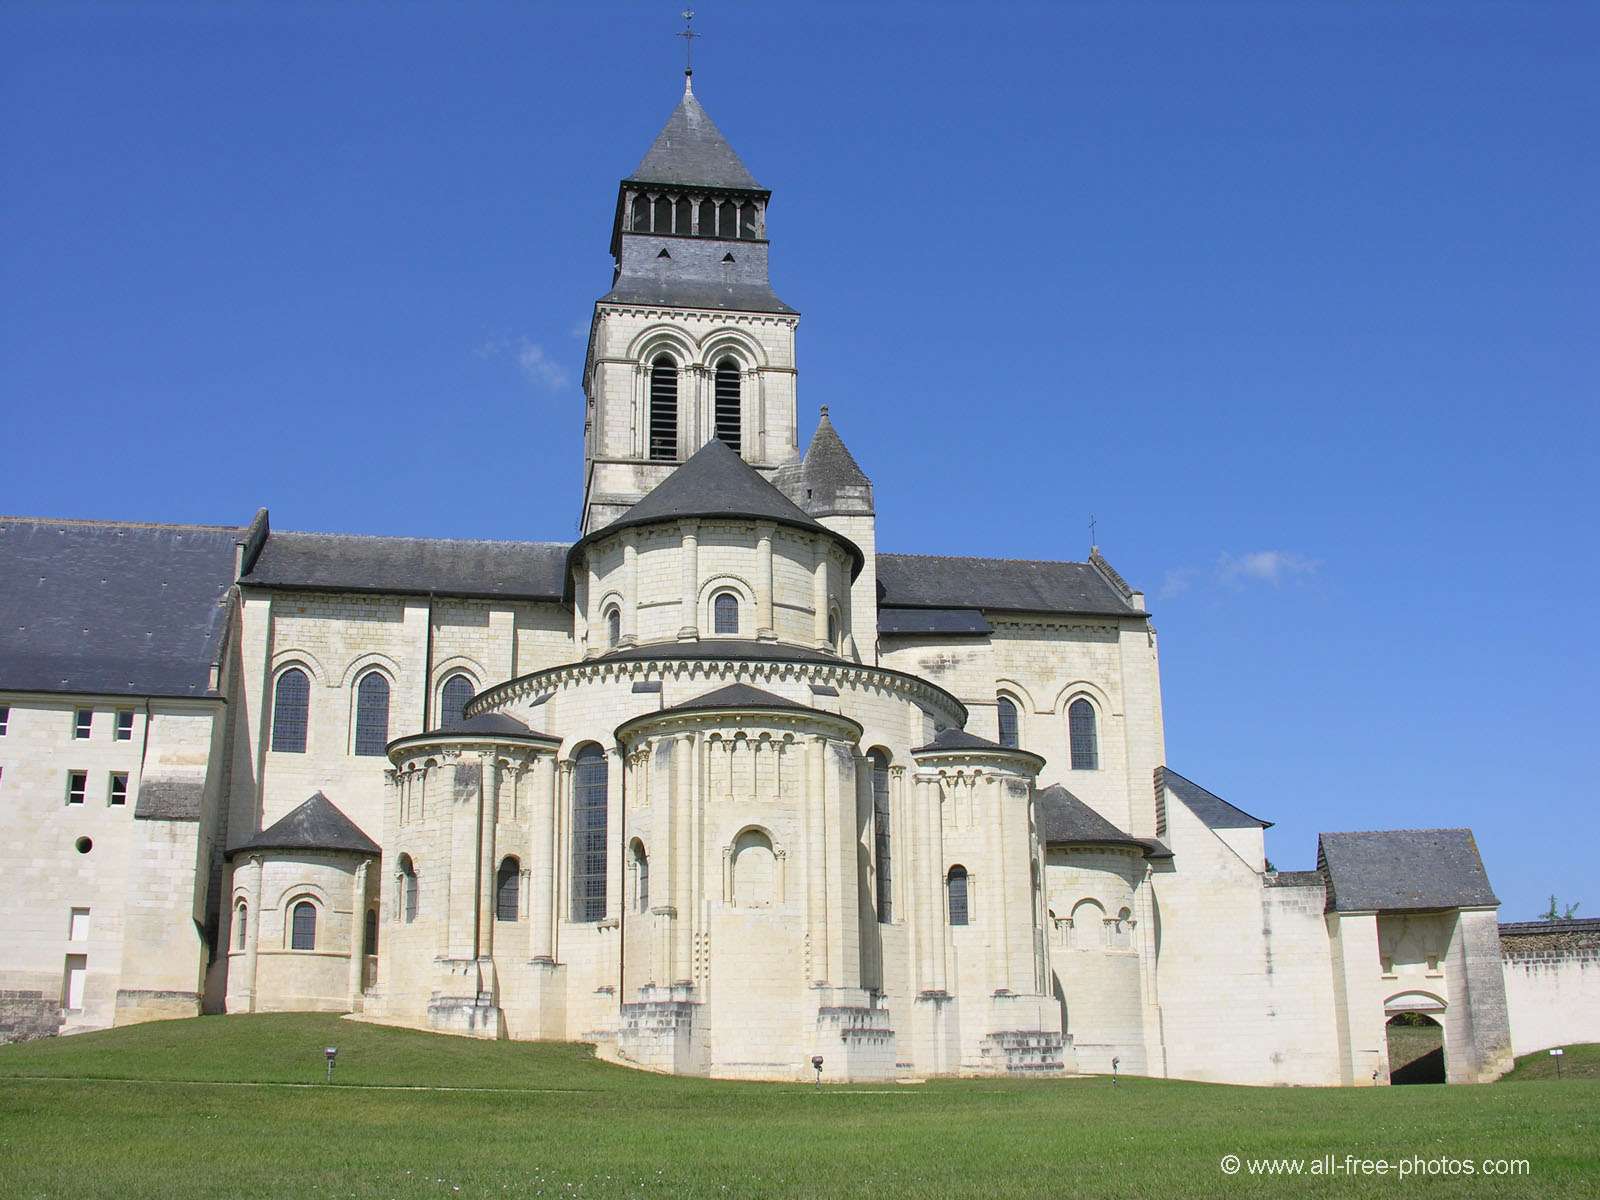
[3,2,1594,918]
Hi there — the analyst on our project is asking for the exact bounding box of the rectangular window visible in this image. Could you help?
[109,772,129,806]
[0,705,9,735]
[63,954,88,1012]
[73,709,93,739]
[115,710,134,741]
[67,771,88,805]
[69,908,91,942]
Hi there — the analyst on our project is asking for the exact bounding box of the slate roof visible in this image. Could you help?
[1317,829,1499,913]
[1159,767,1272,830]
[1036,784,1171,858]
[627,84,763,191]
[876,553,1145,618]
[396,712,550,743]
[573,439,863,576]
[878,607,992,636]
[228,791,380,858]
[243,531,569,601]
[912,727,1042,766]
[772,408,873,517]
[663,682,809,714]
[0,517,241,698]
[134,777,208,821]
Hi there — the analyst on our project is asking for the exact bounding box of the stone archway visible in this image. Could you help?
[1385,993,1447,1085]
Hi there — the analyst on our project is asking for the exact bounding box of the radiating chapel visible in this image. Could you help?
[0,72,1532,1084]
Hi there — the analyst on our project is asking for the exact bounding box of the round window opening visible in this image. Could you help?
[75,836,93,854]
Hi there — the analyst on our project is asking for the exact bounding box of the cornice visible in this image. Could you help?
[468,653,968,730]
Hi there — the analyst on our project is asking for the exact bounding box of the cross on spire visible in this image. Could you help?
[678,9,698,81]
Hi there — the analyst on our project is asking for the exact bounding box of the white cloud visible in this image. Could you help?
[476,335,570,393]
[1159,567,1200,599]
[1216,549,1321,586]
[1158,549,1321,599]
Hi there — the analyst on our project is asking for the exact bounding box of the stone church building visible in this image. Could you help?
[0,76,1540,1084]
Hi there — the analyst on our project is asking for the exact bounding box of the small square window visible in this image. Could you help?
[114,710,134,741]
[73,709,93,739]
[0,705,10,735]
[109,773,129,806]
[67,771,88,805]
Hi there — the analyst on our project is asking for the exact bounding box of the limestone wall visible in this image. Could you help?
[879,613,1163,836]
[1500,922,1600,1056]
[0,694,223,1040]
[578,520,854,657]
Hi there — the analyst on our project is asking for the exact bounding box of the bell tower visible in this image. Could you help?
[580,69,800,534]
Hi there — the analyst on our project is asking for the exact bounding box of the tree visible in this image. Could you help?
[1541,895,1581,921]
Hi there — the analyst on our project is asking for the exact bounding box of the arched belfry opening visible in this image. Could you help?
[649,355,678,462]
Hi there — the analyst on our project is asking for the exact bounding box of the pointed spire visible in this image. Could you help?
[629,88,762,191]
[774,407,875,517]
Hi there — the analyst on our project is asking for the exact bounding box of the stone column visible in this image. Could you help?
[585,562,602,658]
[242,854,264,1013]
[812,542,831,648]
[925,775,948,993]
[678,521,700,640]
[671,733,695,984]
[621,531,639,646]
[529,754,556,962]
[478,754,499,959]
[347,858,370,1008]
[553,759,574,961]
[756,524,776,639]
[606,747,624,923]
[805,735,829,985]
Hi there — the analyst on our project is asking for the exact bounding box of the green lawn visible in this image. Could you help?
[0,1016,1594,1199]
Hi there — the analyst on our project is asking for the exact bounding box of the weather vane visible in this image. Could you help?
[678,9,698,77]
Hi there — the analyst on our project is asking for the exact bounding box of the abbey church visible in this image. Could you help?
[0,74,1537,1084]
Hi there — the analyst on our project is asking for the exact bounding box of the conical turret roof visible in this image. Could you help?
[629,83,763,191]
[570,439,863,577]
[775,407,874,516]
[228,791,379,858]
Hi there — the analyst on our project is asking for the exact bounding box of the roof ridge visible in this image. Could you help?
[879,550,1093,568]
[1,515,246,533]
[275,529,572,549]
[1321,827,1475,837]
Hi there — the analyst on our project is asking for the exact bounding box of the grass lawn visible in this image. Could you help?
[0,1016,1594,1199]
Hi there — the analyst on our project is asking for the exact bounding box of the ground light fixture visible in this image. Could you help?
[1111,1056,1120,1086]
[324,1046,338,1083]
[811,1055,823,1089]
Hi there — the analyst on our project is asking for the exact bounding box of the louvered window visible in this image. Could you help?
[714,359,741,451]
[739,201,758,238]
[649,356,678,461]
[631,194,650,232]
